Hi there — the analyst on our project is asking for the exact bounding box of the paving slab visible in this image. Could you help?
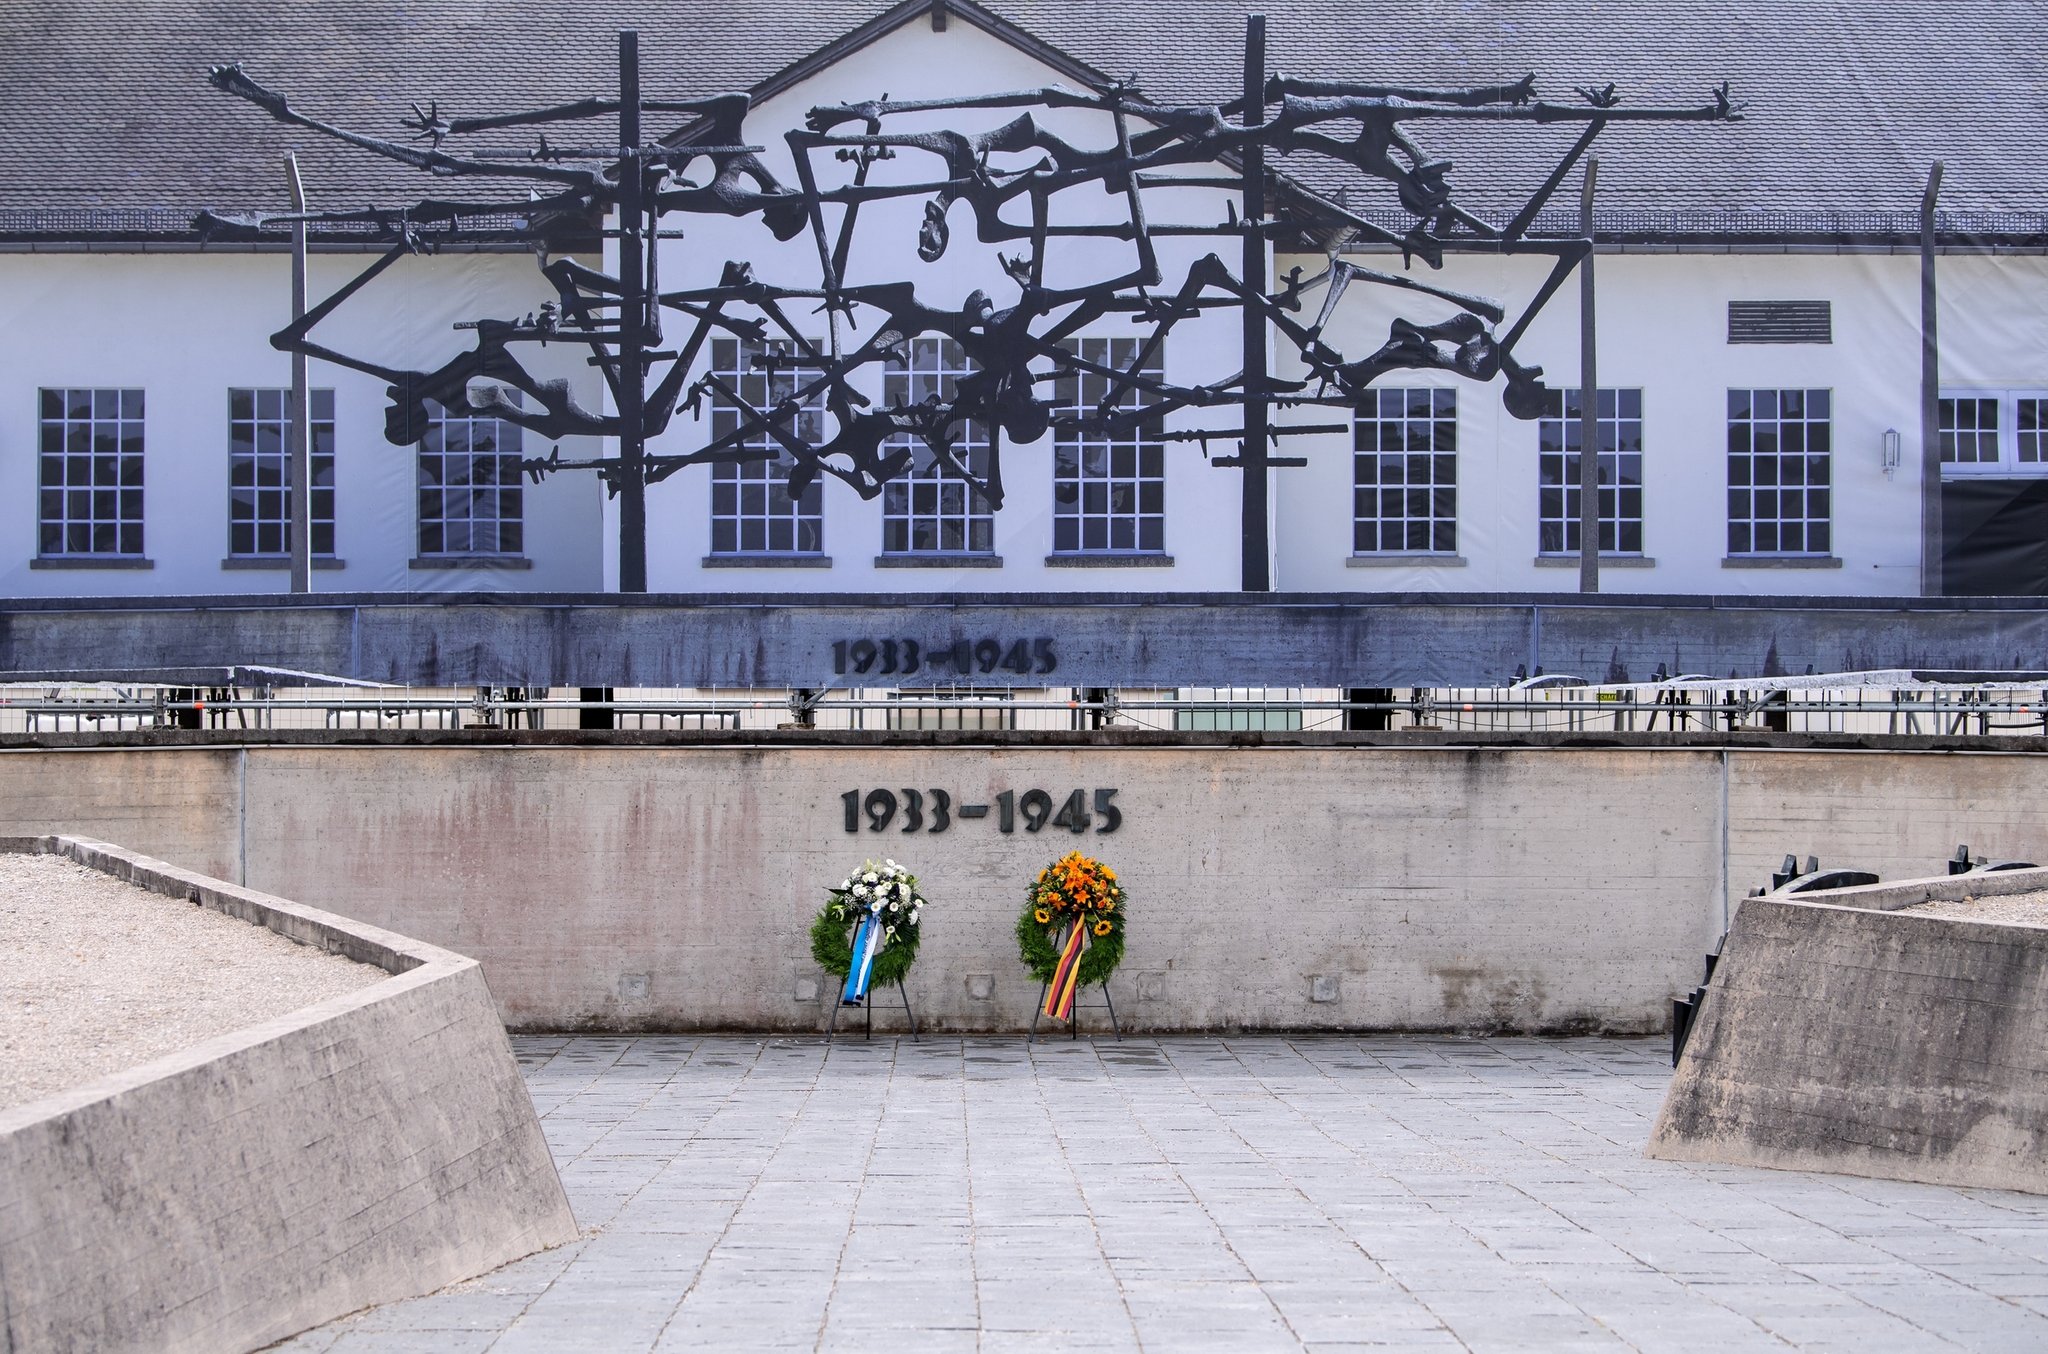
[277,1036,2048,1353]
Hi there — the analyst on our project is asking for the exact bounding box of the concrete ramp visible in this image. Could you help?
[1648,871,2048,1194]
[0,836,578,1354]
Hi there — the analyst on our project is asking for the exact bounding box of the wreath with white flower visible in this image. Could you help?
[810,858,927,989]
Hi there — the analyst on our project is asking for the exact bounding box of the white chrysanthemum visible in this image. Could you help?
[863,872,878,884]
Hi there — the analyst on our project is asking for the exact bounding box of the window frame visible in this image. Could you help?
[1352,386,1458,556]
[1050,337,1166,557]
[880,337,996,558]
[707,337,827,559]
[1726,386,1833,558]
[228,387,338,560]
[38,388,146,560]
[1535,387,1645,557]
[1938,388,2048,478]
[417,396,526,559]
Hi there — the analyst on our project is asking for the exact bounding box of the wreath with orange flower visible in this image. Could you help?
[1015,850,1127,988]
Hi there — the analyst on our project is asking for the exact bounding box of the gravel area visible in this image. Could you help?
[1898,887,2048,926]
[0,853,386,1113]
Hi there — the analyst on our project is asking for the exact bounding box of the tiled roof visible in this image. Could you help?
[2,0,2042,241]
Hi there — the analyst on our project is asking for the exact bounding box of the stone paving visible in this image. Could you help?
[279,1036,2048,1353]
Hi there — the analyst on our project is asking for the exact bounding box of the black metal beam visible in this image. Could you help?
[1239,14,1271,594]
[617,31,649,594]
[1920,161,1946,599]
[4,592,2047,689]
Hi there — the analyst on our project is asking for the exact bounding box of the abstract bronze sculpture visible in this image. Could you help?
[200,21,1739,591]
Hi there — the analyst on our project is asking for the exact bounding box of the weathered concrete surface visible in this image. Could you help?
[1648,884,2048,1194]
[0,747,241,883]
[246,743,1726,1033]
[0,740,2042,1032]
[6,590,2048,687]
[0,836,578,1354]
[1726,748,2048,886]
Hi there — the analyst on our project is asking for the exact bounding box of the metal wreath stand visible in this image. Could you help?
[824,976,921,1044]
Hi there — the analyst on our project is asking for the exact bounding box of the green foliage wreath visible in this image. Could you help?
[811,858,926,990]
[1015,850,1127,989]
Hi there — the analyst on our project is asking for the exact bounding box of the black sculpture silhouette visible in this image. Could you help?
[198,26,1740,588]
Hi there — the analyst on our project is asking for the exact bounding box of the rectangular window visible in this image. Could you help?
[39,389,145,558]
[1727,388,1831,556]
[418,398,523,556]
[2021,398,2048,464]
[882,337,993,555]
[1173,688,1306,732]
[229,388,336,558]
[1537,388,1644,555]
[1939,391,2048,475]
[1353,387,1457,554]
[1051,337,1164,554]
[709,338,825,555]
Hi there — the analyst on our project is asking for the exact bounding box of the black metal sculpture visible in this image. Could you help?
[199,20,1739,591]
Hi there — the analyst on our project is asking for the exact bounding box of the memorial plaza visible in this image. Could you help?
[276,1036,2048,1353]
[6,2,2048,1350]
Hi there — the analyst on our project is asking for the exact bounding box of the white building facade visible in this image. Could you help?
[2,0,2043,602]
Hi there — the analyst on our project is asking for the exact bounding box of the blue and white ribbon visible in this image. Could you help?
[841,902,884,1005]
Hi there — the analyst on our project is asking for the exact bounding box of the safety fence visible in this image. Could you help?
[4,674,2044,738]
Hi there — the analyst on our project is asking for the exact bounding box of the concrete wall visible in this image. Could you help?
[0,836,578,1354]
[0,740,2041,1033]
[1647,877,2048,1194]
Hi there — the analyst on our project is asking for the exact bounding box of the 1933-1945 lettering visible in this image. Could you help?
[840,788,1120,835]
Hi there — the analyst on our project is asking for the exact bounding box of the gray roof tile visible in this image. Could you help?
[1,0,2040,238]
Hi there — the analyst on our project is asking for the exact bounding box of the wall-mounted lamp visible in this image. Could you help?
[1882,427,1902,480]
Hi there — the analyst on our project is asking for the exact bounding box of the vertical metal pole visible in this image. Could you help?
[1239,14,1272,593]
[1920,162,1945,598]
[617,31,649,594]
[1577,160,1600,594]
[285,152,312,595]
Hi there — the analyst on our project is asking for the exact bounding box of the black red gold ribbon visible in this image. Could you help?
[1043,920,1087,1019]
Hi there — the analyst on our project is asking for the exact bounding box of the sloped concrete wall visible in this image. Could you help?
[0,837,578,1354]
[1647,885,2048,1193]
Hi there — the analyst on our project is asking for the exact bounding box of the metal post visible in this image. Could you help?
[1577,159,1600,595]
[1920,162,1945,598]
[285,152,312,595]
[1239,14,1272,593]
[617,31,649,594]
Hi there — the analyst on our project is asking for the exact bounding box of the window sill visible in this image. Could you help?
[874,554,1003,569]
[1721,554,1843,569]
[222,556,347,571]
[409,555,533,570]
[702,554,832,569]
[32,556,153,570]
[1347,553,1467,568]
[1939,468,2048,479]
[1044,553,1174,568]
[1534,554,1657,568]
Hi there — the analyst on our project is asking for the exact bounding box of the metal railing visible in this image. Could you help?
[3,677,2046,738]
